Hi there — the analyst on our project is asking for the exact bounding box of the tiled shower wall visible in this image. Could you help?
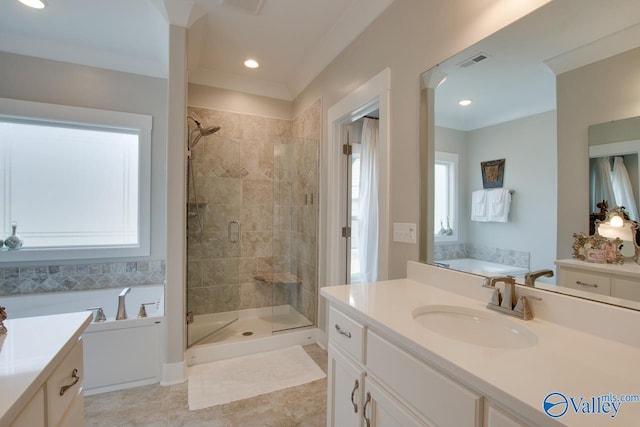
[186,99,320,323]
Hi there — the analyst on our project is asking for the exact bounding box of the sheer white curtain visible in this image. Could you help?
[612,156,639,221]
[358,118,379,282]
[593,157,616,210]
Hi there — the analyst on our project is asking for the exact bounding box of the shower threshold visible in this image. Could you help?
[189,305,312,347]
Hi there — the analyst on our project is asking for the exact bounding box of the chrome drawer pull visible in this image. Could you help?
[362,392,372,427]
[576,280,598,288]
[335,324,352,338]
[59,368,80,396]
[350,379,359,413]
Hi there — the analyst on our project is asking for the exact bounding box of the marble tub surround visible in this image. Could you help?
[0,260,165,296]
[322,261,640,426]
[186,100,319,326]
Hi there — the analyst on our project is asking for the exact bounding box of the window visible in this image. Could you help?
[434,151,458,242]
[0,98,151,261]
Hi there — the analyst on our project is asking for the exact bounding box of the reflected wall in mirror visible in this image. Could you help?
[420,0,640,310]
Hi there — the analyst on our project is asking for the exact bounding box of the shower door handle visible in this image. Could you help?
[228,221,241,243]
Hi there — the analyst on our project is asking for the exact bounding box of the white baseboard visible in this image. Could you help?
[84,377,159,396]
[161,360,187,386]
[316,329,328,350]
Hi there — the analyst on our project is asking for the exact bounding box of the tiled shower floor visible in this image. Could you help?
[190,305,312,346]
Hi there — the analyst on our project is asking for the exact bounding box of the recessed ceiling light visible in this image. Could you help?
[244,59,259,69]
[458,99,472,106]
[18,0,46,9]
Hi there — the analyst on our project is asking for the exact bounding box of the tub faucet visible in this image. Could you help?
[116,287,131,320]
[524,269,554,287]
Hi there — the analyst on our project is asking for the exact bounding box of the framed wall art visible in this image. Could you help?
[481,158,505,189]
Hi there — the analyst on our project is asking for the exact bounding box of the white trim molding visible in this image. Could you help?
[323,67,391,286]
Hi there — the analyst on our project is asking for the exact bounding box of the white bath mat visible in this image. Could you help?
[187,345,326,410]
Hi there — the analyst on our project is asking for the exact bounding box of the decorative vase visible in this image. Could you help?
[4,222,23,250]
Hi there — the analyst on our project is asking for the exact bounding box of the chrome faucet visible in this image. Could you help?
[116,287,131,320]
[483,276,538,320]
[524,269,554,287]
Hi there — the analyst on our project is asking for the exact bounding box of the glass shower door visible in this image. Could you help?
[271,135,317,333]
[185,123,241,347]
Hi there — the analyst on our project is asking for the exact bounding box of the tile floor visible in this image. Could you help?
[84,344,327,427]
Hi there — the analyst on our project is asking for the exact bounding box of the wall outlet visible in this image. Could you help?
[393,223,417,244]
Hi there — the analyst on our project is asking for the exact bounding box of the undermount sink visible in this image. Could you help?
[412,305,537,349]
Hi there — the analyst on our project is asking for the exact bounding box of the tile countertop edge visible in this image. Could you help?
[0,311,93,426]
[320,284,566,427]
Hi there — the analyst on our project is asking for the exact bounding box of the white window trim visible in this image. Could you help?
[0,97,152,262]
[434,151,458,243]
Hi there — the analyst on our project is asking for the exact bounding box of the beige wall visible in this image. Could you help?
[293,0,551,279]
[188,84,293,120]
[557,46,640,259]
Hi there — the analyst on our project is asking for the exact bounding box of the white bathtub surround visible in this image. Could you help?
[322,261,640,426]
[188,345,326,410]
[1,285,166,395]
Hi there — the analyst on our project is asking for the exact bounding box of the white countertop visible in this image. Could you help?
[0,311,92,425]
[321,276,640,426]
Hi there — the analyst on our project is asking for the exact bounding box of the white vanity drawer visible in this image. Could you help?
[329,307,365,362]
[46,338,84,427]
[558,268,611,296]
[366,330,482,427]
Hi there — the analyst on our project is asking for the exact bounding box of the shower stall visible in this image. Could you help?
[185,103,319,348]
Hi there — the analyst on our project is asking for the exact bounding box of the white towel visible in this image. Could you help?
[486,188,511,222]
[471,190,488,221]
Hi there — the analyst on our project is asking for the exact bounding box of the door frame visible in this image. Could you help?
[322,67,390,287]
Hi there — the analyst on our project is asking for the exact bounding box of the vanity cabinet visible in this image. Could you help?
[1,312,91,427]
[9,338,85,427]
[327,306,489,427]
[556,259,640,302]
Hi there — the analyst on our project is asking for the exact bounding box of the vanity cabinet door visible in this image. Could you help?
[612,277,640,302]
[363,377,431,427]
[10,387,45,427]
[486,404,527,427]
[327,345,365,427]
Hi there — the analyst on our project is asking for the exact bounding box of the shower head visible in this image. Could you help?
[187,116,221,149]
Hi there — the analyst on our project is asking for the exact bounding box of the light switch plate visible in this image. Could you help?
[393,223,417,244]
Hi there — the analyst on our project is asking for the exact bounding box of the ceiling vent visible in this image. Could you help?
[220,0,265,15]
[458,53,490,68]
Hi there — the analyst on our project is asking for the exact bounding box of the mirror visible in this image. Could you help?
[420,0,640,310]
[589,116,640,260]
